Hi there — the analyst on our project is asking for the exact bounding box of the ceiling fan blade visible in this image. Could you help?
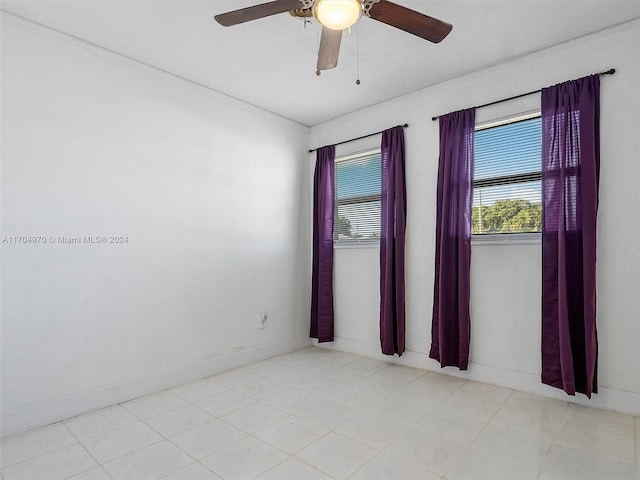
[368,0,452,43]
[317,27,343,71]
[214,0,304,27]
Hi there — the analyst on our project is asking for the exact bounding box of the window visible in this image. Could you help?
[334,149,381,243]
[473,113,542,235]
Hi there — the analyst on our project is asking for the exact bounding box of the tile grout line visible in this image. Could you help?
[0,425,76,471]
[59,421,111,480]
[5,347,638,480]
[251,352,381,480]
[635,416,638,470]
[164,350,369,479]
[440,388,516,478]
[534,397,569,480]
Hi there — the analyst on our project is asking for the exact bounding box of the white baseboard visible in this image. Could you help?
[1,335,312,438]
[314,337,640,416]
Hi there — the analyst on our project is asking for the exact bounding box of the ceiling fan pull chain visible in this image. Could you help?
[316,18,322,76]
[356,23,361,85]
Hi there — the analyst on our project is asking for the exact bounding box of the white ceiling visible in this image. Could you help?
[3,0,640,126]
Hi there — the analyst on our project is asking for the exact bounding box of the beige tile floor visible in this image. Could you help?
[1,347,638,480]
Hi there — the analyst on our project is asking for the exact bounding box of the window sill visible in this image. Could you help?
[471,232,541,245]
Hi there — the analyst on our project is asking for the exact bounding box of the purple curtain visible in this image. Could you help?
[310,145,335,343]
[541,75,600,398]
[380,126,407,356]
[430,108,475,370]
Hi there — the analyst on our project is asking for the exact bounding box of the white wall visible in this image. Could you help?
[310,19,640,414]
[0,14,311,437]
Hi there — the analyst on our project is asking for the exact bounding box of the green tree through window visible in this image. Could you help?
[472,199,542,234]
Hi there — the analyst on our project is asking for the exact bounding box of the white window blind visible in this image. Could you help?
[334,150,381,243]
[473,115,542,235]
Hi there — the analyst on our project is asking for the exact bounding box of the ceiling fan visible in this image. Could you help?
[214,0,452,74]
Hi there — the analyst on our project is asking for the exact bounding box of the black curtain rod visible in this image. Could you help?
[431,68,616,122]
[309,124,409,153]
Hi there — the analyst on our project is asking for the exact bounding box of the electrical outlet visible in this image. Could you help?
[259,312,267,329]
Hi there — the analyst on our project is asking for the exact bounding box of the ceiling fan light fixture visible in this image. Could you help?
[313,0,363,31]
